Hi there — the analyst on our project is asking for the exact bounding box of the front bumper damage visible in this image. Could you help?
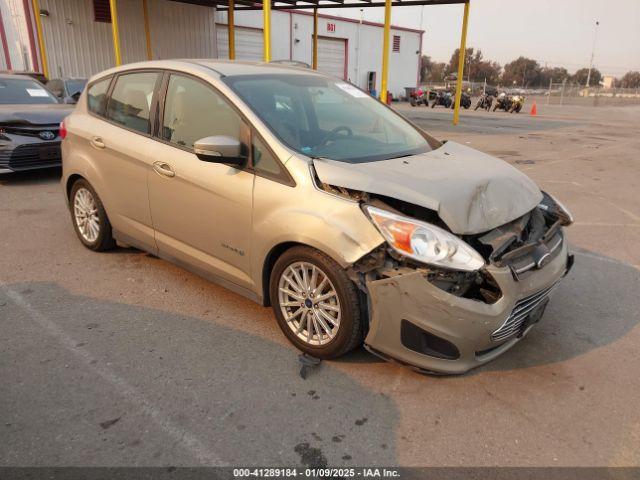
[363,238,573,375]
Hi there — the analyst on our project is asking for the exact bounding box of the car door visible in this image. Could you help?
[85,71,162,252]
[146,72,255,291]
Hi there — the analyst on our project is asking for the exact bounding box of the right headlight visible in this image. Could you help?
[539,191,574,225]
[363,205,485,272]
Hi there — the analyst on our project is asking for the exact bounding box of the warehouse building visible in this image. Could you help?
[0,0,422,98]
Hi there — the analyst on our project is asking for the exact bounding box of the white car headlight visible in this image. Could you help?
[363,205,485,272]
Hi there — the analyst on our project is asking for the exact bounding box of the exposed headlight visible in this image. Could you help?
[539,191,574,225]
[363,205,485,272]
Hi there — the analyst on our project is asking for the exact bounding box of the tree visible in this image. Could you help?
[473,60,502,85]
[420,55,447,83]
[539,67,569,86]
[446,47,501,84]
[620,71,640,89]
[502,57,542,88]
[573,67,602,87]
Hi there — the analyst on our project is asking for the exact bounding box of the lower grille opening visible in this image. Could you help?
[401,320,460,360]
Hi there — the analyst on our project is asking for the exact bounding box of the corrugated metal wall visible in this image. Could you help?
[0,1,11,69]
[2,0,35,70]
[35,0,216,78]
[39,0,115,77]
[215,10,422,96]
[147,0,217,60]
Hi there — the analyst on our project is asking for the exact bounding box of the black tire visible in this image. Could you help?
[69,178,115,252]
[269,246,363,359]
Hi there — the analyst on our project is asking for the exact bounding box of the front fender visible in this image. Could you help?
[251,166,384,298]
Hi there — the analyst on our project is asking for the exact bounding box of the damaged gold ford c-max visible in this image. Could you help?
[62,60,574,374]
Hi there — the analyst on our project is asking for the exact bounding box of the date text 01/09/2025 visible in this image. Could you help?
[232,468,401,478]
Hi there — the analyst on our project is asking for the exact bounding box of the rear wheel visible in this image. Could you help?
[270,246,363,359]
[70,179,115,251]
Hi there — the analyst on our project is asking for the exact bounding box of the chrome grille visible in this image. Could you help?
[491,281,559,342]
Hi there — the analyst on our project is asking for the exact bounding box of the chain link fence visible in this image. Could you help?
[415,80,640,106]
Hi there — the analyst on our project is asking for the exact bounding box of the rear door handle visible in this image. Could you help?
[153,161,175,178]
[90,137,105,149]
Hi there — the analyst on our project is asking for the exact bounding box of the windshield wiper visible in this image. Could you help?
[387,153,413,160]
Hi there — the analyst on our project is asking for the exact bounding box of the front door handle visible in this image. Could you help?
[90,137,105,149]
[153,161,175,178]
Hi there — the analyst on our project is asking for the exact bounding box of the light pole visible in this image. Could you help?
[355,9,363,87]
[418,5,424,84]
[585,20,599,88]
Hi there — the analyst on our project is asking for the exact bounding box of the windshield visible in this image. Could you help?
[0,78,59,105]
[66,79,87,97]
[223,74,431,163]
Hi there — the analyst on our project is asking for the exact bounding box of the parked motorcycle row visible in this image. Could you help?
[410,89,525,113]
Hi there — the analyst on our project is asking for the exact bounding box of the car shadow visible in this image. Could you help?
[0,281,399,466]
[0,167,61,186]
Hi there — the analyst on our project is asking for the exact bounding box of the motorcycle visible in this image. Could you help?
[450,91,472,109]
[409,88,429,107]
[474,93,494,111]
[431,90,453,108]
[493,92,512,112]
[508,95,525,113]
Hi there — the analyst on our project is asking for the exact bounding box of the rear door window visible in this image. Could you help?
[106,72,159,134]
[87,77,111,116]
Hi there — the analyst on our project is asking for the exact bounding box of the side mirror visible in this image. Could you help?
[194,136,246,166]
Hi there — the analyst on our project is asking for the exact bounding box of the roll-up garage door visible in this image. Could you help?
[316,37,347,80]
[217,26,263,61]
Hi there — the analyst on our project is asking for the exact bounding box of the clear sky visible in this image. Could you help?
[316,0,640,77]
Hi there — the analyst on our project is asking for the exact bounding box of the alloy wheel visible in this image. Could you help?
[278,261,341,346]
[73,187,100,243]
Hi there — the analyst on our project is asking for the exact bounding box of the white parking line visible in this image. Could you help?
[0,282,226,467]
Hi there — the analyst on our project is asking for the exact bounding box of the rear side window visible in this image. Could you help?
[107,72,159,134]
[87,77,111,116]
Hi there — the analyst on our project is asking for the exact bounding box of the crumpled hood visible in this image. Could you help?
[313,141,543,235]
[0,104,73,125]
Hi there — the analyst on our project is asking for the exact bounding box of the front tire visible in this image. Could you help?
[270,246,363,359]
[70,179,115,251]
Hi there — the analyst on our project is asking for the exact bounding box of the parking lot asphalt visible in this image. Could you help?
[1,102,639,467]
